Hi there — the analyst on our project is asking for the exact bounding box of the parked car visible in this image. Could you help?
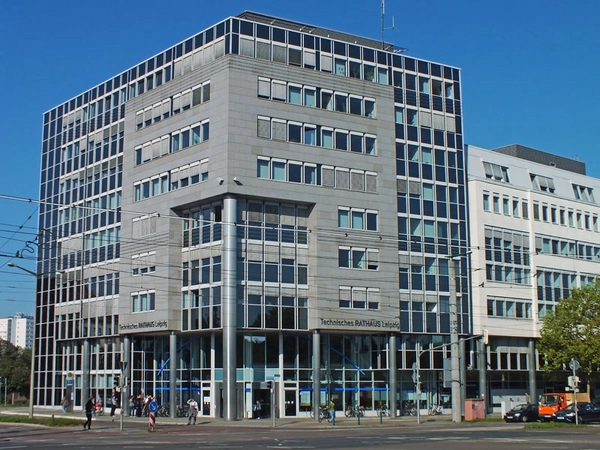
[504,403,539,422]
[553,402,600,424]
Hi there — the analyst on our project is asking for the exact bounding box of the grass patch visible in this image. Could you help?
[0,415,82,427]
[525,421,585,429]
[467,417,503,423]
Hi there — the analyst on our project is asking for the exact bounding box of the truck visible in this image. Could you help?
[538,392,590,421]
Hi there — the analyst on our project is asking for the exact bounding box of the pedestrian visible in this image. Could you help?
[61,394,69,414]
[186,397,198,425]
[525,392,530,404]
[253,400,262,419]
[83,394,94,430]
[110,390,118,417]
[328,398,336,422]
[128,395,135,416]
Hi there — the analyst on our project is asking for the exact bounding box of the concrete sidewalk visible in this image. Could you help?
[0,406,498,429]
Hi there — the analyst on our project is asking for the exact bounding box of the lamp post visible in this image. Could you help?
[7,262,38,418]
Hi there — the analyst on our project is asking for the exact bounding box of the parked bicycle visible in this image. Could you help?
[428,404,443,415]
[345,404,364,418]
[156,404,170,417]
[377,405,391,417]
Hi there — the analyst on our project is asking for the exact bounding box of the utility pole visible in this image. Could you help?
[449,256,461,423]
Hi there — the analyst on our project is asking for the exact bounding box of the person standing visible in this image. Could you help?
[61,394,69,414]
[186,397,198,425]
[110,390,118,417]
[328,398,336,422]
[83,394,94,430]
[253,400,262,419]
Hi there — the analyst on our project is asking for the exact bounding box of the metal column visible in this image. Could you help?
[123,335,131,416]
[389,334,397,417]
[170,332,177,418]
[312,330,321,422]
[449,257,461,423]
[82,339,90,408]
[478,337,487,416]
[460,339,466,418]
[222,196,238,420]
[528,339,537,403]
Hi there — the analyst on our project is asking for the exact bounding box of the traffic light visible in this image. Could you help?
[114,376,120,388]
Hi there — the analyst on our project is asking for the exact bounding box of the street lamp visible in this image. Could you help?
[7,262,37,418]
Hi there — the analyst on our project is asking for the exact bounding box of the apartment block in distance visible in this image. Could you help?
[37,12,469,418]
[0,313,33,349]
[468,143,600,409]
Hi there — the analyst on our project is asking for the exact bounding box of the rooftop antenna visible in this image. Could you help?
[380,0,396,50]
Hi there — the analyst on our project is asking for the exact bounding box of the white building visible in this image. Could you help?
[468,143,600,405]
[0,313,33,348]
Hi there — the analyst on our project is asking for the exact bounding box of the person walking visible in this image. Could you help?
[328,398,336,422]
[83,394,94,430]
[186,397,198,425]
[110,390,118,417]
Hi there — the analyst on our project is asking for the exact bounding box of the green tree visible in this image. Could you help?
[0,338,31,398]
[538,280,600,375]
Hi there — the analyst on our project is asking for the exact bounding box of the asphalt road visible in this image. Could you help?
[1,420,600,450]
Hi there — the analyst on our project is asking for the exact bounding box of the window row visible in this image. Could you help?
[133,159,209,202]
[181,287,222,330]
[397,218,462,254]
[487,296,532,319]
[338,208,378,231]
[532,202,598,231]
[485,264,532,285]
[257,116,376,155]
[338,247,379,270]
[258,77,375,118]
[483,193,529,219]
[536,270,576,304]
[397,186,462,220]
[240,293,309,330]
[182,257,222,286]
[134,120,209,165]
[245,259,308,285]
[536,235,600,261]
[399,261,451,292]
[257,157,377,193]
[339,286,379,309]
[238,201,309,244]
[135,81,210,130]
[131,291,155,313]
[398,295,453,334]
[182,204,223,247]
[56,272,119,302]
[396,143,463,181]
[58,192,122,230]
[395,106,457,132]
[131,251,156,276]
[484,228,530,266]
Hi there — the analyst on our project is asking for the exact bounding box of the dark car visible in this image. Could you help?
[554,402,600,424]
[504,403,539,422]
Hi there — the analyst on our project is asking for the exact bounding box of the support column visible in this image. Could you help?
[312,330,321,422]
[449,257,461,423]
[170,332,177,418]
[222,195,238,421]
[123,335,131,416]
[478,337,487,416]
[389,334,397,417]
[82,339,90,408]
[528,339,537,404]
[460,339,466,418]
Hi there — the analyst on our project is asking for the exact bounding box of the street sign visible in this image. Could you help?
[149,400,158,413]
[569,359,580,371]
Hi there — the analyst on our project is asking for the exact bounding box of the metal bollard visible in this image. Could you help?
[357,413,361,425]
[380,411,383,425]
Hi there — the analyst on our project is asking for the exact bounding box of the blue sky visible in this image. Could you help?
[0,0,598,317]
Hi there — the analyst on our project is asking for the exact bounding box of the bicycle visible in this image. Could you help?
[318,406,332,423]
[345,405,364,418]
[177,405,189,418]
[156,404,170,417]
[428,405,443,415]
[377,405,391,417]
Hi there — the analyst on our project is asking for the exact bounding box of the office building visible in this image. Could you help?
[0,313,33,348]
[37,11,469,418]
[468,144,600,408]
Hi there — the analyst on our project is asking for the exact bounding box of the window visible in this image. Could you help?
[483,162,510,182]
[132,291,156,312]
[530,174,555,193]
[573,184,595,203]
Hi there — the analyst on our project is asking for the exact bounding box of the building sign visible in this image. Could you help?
[319,318,400,329]
[119,320,168,331]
